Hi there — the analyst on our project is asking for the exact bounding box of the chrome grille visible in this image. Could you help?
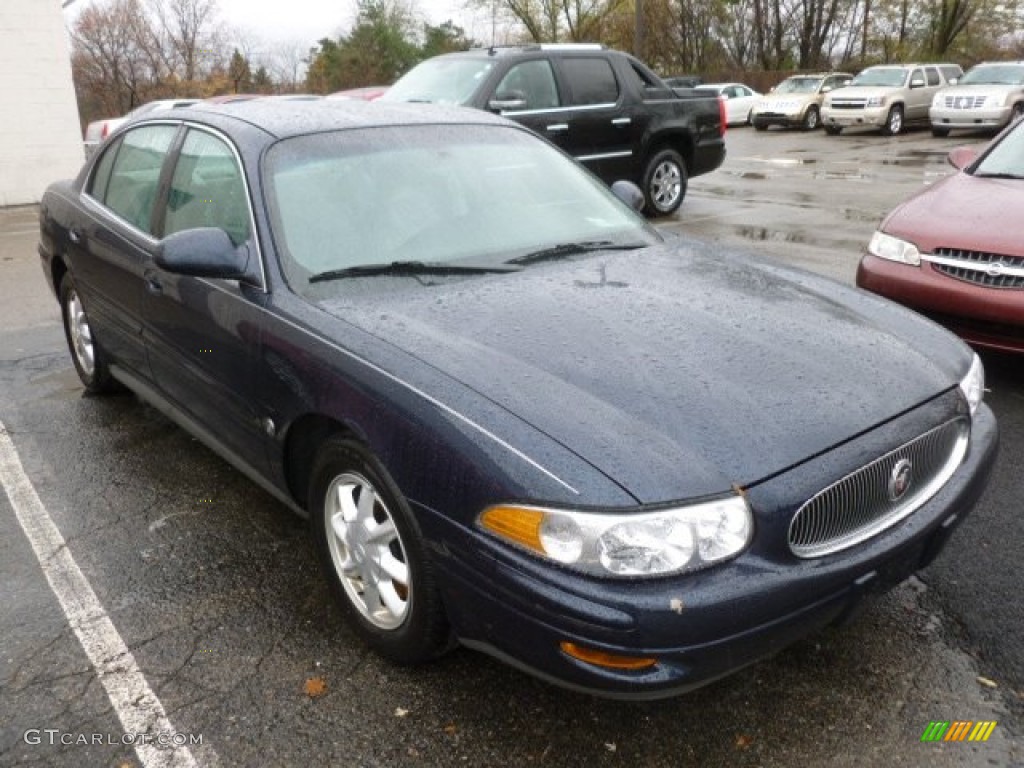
[929,247,1024,289]
[829,100,865,110]
[942,95,986,109]
[789,419,969,558]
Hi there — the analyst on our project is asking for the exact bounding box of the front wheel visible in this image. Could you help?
[824,125,842,136]
[1011,103,1024,123]
[802,106,820,131]
[59,273,119,394]
[310,436,450,664]
[641,149,687,217]
[881,105,903,136]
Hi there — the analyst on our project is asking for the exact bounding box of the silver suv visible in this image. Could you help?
[930,61,1024,136]
[821,63,962,135]
[749,72,852,131]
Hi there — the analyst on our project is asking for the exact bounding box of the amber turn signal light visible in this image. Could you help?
[560,641,657,670]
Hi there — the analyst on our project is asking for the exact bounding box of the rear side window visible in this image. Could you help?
[87,139,120,203]
[103,125,177,234]
[163,129,251,246]
[561,58,619,105]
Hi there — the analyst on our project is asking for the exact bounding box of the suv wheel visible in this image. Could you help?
[824,125,842,136]
[802,106,820,131]
[881,105,903,136]
[1012,103,1024,123]
[642,149,687,217]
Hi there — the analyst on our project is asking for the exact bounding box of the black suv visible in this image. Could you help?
[383,44,726,216]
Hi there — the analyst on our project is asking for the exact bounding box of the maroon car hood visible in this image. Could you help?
[884,172,1024,256]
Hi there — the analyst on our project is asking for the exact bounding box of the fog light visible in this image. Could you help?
[560,641,657,670]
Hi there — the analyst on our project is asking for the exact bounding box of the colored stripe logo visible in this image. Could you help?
[921,721,997,742]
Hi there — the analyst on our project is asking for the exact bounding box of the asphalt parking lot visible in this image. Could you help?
[1,125,1022,768]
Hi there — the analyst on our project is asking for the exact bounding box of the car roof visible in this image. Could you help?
[166,99,511,139]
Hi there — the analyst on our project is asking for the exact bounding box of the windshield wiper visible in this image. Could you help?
[309,260,519,283]
[973,171,1024,180]
[509,240,647,266]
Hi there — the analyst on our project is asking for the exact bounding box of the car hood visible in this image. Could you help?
[883,171,1024,256]
[937,84,1021,99]
[319,242,968,503]
[759,93,817,107]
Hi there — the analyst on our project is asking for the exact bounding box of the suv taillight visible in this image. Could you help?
[718,96,727,136]
[101,122,109,139]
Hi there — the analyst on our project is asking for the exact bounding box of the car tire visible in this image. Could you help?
[881,105,903,136]
[824,125,842,136]
[802,106,820,131]
[309,436,451,665]
[59,273,119,394]
[931,126,950,137]
[641,148,687,217]
[1011,103,1024,123]
[754,122,768,132]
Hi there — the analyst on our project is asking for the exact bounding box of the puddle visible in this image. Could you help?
[736,226,806,243]
[880,149,951,167]
[813,170,872,181]
[746,156,817,166]
[737,171,768,180]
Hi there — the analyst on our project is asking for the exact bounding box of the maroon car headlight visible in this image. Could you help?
[868,231,921,266]
[479,496,753,577]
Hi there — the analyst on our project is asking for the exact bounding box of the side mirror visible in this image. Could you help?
[821,85,833,93]
[947,146,978,170]
[948,77,959,85]
[489,90,527,112]
[910,78,926,89]
[156,227,250,279]
[611,180,644,212]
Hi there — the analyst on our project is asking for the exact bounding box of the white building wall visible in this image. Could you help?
[0,0,84,207]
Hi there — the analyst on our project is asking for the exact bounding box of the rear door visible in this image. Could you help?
[142,125,271,474]
[554,55,634,182]
[74,123,180,377]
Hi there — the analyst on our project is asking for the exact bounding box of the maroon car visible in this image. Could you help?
[857,123,1024,354]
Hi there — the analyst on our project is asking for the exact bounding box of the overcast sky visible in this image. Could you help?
[64,0,502,53]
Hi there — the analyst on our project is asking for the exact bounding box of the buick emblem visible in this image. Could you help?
[889,459,913,501]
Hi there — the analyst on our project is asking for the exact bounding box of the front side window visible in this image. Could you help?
[561,58,619,105]
[102,124,178,234]
[494,60,560,110]
[164,129,251,246]
[926,67,940,86]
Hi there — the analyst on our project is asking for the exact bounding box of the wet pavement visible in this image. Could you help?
[1,125,1022,768]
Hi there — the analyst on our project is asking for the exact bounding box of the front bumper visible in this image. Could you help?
[857,253,1024,353]
[822,106,888,128]
[750,109,806,127]
[929,105,1011,130]
[425,400,998,699]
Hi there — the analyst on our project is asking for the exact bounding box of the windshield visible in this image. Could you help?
[381,58,494,105]
[774,77,822,94]
[851,68,908,87]
[961,64,1024,86]
[973,120,1024,178]
[265,124,658,297]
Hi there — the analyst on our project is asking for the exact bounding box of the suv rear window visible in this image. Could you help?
[561,58,619,105]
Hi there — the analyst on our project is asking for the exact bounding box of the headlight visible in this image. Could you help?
[866,96,886,107]
[958,353,985,417]
[868,230,921,266]
[479,496,753,578]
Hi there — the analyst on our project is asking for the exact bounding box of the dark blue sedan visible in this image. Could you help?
[38,100,997,699]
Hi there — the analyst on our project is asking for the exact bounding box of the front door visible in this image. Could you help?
[142,126,270,474]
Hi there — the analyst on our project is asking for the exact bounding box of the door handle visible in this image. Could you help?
[145,275,163,295]
[546,123,569,133]
[611,118,631,126]
[68,228,82,244]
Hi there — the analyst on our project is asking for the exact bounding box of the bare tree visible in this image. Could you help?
[147,0,224,82]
